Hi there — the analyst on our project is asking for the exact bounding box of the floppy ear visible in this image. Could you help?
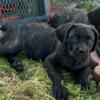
[89,25,98,51]
[56,22,75,43]
[0,26,7,31]
[88,8,100,32]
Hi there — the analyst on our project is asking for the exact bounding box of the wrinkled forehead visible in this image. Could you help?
[68,26,94,38]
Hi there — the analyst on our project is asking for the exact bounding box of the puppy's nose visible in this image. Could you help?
[79,48,87,54]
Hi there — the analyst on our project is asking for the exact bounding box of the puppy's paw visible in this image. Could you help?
[53,83,68,100]
[12,61,24,72]
[81,82,90,90]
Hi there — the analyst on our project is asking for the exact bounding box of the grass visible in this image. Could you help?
[0,56,100,100]
[0,5,100,99]
[83,2,100,11]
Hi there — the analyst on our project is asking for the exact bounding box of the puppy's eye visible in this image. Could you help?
[89,39,93,43]
[72,37,77,41]
[87,36,91,40]
[87,37,93,44]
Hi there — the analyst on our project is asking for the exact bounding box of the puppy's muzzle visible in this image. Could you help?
[78,48,88,54]
[74,47,89,57]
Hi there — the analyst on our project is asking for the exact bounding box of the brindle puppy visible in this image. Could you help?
[44,22,98,100]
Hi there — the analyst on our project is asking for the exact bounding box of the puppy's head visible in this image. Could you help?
[88,8,100,33]
[56,22,98,58]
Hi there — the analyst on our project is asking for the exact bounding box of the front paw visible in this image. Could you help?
[81,82,90,90]
[12,61,24,72]
[53,83,68,100]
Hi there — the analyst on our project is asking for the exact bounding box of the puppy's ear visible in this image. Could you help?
[90,25,98,51]
[0,26,7,31]
[88,8,100,32]
[56,22,75,43]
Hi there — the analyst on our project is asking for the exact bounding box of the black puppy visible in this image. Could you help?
[44,22,97,100]
[49,7,100,32]
[0,22,56,71]
[49,7,89,28]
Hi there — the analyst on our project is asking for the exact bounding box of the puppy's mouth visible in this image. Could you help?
[72,53,89,67]
[70,51,88,59]
[76,54,88,60]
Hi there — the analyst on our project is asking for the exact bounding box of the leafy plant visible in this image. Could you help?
[84,1,100,11]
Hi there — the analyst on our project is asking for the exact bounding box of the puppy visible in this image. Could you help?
[49,7,100,32]
[44,22,97,100]
[0,22,56,71]
[49,7,89,28]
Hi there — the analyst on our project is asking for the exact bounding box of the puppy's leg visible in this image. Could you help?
[73,67,90,90]
[0,39,21,55]
[44,55,68,100]
[0,39,23,71]
[7,56,23,72]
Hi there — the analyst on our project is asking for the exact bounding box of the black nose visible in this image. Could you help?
[79,48,87,54]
